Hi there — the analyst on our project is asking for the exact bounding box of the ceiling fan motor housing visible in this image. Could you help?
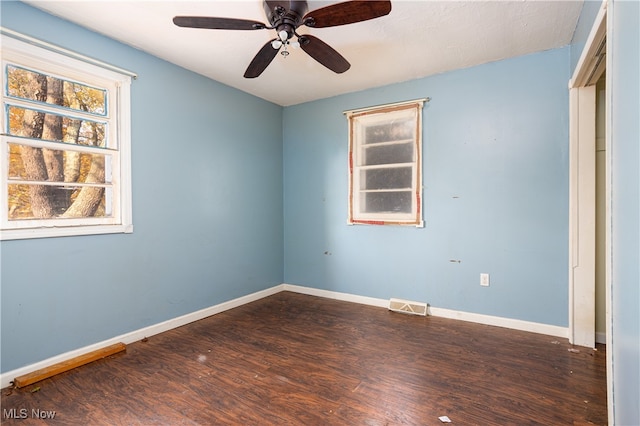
[264,1,308,40]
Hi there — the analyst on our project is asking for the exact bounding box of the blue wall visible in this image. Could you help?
[0,2,284,373]
[609,1,640,423]
[284,48,571,327]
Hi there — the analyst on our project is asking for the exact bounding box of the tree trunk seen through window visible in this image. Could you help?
[11,71,105,219]
[16,73,53,218]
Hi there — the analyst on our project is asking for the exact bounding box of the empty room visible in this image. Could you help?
[1,0,638,424]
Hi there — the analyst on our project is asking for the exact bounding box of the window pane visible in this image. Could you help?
[8,106,106,147]
[361,191,412,213]
[6,65,106,115]
[348,102,423,225]
[361,167,412,190]
[7,184,110,220]
[364,119,414,144]
[363,142,414,166]
[8,143,109,184]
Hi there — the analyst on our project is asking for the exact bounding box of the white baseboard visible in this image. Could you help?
[282,284,389,308]
[1,282,569,389]
[282,284,568,339]
[0,285,285,389]
[596,331,606,345]
[427,306,568,339]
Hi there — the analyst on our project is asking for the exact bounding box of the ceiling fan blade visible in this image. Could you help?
[303,0,391,28]
[299,34,350,74]
[244,39,280,78]
[173,16,266,30]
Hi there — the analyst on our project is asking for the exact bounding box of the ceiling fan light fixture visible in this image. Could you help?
[278,30,289,42]
[271,40,283,49]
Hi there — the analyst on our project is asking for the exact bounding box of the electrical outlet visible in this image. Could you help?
[480,273,490,287]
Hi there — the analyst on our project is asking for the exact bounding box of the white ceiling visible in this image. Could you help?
[23,0,583,106]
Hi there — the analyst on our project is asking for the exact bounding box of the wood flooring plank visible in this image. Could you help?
[1,292,607,425]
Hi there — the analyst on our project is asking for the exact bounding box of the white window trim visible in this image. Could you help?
[346,99,426,227]
[1,34,133,240]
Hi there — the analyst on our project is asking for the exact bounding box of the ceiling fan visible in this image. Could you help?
[173,1,392,78]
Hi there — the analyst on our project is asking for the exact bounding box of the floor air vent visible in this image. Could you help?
[388,298,427,316]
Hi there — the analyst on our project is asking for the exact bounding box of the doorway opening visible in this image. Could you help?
[567,1,611,423]
[568,0,606,350]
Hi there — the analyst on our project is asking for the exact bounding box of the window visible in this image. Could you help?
[347,100,425,226]
[1,34,133,240]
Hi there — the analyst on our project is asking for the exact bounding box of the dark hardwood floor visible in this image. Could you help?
[1,292,607,425]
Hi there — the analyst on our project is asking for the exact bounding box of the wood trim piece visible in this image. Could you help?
[13,342,126,388]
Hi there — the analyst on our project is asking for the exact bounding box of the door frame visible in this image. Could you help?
[567,0,612,423]
[568,84,596,348]
[568,0,607,348]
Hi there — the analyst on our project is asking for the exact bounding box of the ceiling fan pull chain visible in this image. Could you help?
[280,43,290,57]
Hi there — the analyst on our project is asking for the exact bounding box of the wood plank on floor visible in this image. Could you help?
[13,343,126,389]
[1,292,607,425]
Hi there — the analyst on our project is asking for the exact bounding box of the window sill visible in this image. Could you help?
[1,224,133,241]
